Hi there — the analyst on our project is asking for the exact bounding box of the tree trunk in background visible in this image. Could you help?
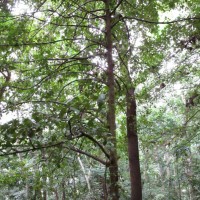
[43,189,47,200]
[175,162,182,200]
[104,0,119,199]
[165,151,172,199]
[34,189,42,199]
[42,177,47,200]
[126,88,142,200]
[54,189,59,200]
[62,180,66,200]
[26,183,32,200]
[186,150,198,200]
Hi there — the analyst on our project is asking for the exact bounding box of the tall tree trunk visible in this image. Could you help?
[104,1,119,199]
[126,88,142,200]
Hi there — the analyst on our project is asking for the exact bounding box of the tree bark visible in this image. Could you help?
[126,88,142,200]
[104,1,119,199]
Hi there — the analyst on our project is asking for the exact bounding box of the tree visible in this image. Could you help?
[0,0,200,199]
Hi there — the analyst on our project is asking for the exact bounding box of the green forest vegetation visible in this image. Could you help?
[0,0,199,199]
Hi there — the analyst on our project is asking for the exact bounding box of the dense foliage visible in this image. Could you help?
[0,0,199,199]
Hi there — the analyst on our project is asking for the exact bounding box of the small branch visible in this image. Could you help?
[55,78,94,100]
[111,0,124,15]
[184,110,200,126]
[0,68,11,99]
[77,155,91,191]
[124,16,200,25]
[0,38,105,48]
[9,100,69,107]
[0,142,64,156]
[0,39,74,47]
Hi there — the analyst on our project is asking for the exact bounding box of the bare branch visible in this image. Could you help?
[67,145,108,166]
[124,16,200,25]
[0,142,109,166]
[0,142,64,156]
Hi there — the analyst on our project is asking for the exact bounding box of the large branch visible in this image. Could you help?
[0,142,109,166]
[81,132,110,159]
[67,120,110,159]
[67,145,108,166]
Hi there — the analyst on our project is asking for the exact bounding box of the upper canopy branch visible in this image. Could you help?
[124,16,200,25]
